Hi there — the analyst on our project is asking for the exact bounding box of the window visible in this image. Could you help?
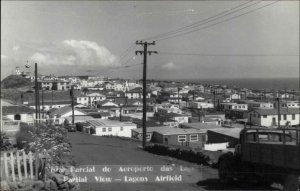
[283,114,287,120]
[102,128,106,132]
[120,127,123,131]
[292,114,296,120]
[263,115,267,118]
[14,114,21,120]
[178,135,186,142]
[190,134,198,142]
[108,127,112,132]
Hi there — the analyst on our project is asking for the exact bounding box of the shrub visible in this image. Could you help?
[0,132,13,151]
[145,144,210,165]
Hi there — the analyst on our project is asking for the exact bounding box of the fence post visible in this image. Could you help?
[23,151,28,179]
[4,152,9,179]
[10,151,16,181]
[16,151,22,181]
[29,152,34,180]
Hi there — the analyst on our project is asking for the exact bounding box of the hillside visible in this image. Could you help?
[1,75,32,89]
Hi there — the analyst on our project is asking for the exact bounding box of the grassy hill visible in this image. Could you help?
[1,75,32,89]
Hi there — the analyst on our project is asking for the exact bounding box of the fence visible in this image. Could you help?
[0,150,46,182]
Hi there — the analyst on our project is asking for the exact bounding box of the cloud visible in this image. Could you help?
[63,40,118,66]
[29,40,119,67]
[162,62,177,70]
[30,52,74,65]
[1,55,8,59]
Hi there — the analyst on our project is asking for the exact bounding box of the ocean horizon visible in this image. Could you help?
[158,78,299,91]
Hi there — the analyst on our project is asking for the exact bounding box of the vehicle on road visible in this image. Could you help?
[218,127,300,190]
[65,124,76,132]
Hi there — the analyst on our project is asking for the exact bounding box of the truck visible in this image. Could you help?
[218,127,300,190]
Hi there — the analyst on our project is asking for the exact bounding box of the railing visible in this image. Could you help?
[0,150,46,182]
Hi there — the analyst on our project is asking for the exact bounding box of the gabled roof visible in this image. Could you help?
[97,100,119,106]
[49,105,87,116]
[3,105,35,115]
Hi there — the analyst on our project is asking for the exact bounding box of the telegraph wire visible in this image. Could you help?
[155,1,279,42]
[143,0,258,41]
[158,51,299,57]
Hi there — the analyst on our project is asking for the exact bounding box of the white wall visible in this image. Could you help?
[95,125,137,137]
[251,113,300,127]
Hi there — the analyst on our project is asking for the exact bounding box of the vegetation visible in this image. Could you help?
[145,144,210,165]
[1,75,32,89]
[0,131,13,151]
[13,124,79,190]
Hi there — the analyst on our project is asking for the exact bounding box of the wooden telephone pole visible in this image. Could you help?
[136,41,157,149]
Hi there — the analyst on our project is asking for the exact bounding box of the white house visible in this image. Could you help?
[76,93,106,106]
[190,102,214,109]
[49,106,87,124]
[2,101,35,125]
[220,103,248,111]
[242,101,274,110]
[281,101,300,108]
[125,87,151,99]
[229,94,241,100]
[87,119,137,137]
[249,108,300,127]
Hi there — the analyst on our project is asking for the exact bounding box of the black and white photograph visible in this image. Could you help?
[1,1,299,190]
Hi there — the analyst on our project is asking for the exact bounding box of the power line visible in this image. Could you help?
[158,51,299,57]
[155,1,279,42]
[143,1,258,41]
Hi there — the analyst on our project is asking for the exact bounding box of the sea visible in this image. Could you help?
[172,78,299,91]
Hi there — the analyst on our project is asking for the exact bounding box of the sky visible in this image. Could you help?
[1,1,299,80]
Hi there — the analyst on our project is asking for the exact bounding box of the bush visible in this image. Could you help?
[15,123,36,150]
[145,144,210,165]
[0,132,13,151]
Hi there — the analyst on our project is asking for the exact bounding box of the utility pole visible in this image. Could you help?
[136,41,157,149]
[284,88,287,102]
[276,97,281,128]
[41,88,44,119]
[34,63,39,124]
[213,90,216,109]
[178,87,180,109]
[70,86,75,125]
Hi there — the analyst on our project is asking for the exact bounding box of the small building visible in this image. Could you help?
[225,109,250,120]
[87,119,137,137]
[155,112,190,124]
[151,127,207,149]
[249,108,300,127]
[207,127,243,148]
[220,103,248,111]
[190,102,214,109]
[131,126,172,141]
[49,106,87,125]
[2,100,35,125]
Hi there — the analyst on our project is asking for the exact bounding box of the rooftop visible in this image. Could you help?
[87,119,136,127]
[2,105,35,115]
[180,122,220,130]
[207,127,243,139]
[253,108,300,115]
[132,126,173,134]
[153,127,205,135]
